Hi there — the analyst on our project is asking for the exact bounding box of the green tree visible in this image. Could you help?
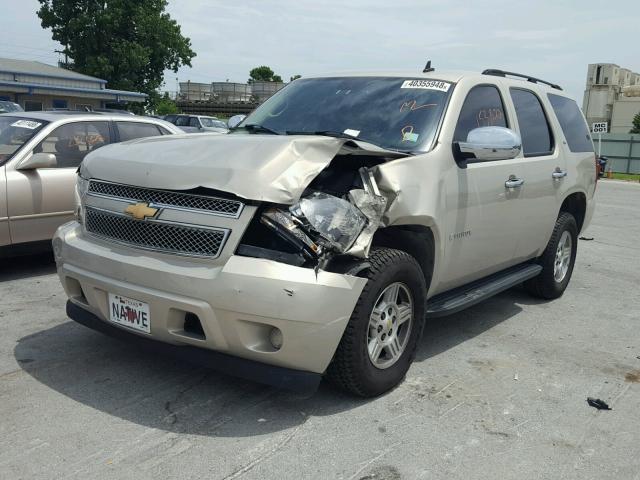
[248,66,282,83]
[290,74,302,81]
[37,0,195,111]
[155,92,179,115]
[630,112,640,134]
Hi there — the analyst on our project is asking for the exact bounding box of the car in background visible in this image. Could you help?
[168,114,229,134]
[0,111,182,255]
[0,101,23,113]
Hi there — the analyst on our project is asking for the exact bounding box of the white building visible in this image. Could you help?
[582,63,640,133]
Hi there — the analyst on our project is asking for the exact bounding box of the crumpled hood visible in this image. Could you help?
[80,133,345,204]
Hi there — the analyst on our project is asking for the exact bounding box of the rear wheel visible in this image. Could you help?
[327,247,426,397]
[524,212,578,299]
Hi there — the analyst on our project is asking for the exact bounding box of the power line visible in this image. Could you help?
[0,42,60,54]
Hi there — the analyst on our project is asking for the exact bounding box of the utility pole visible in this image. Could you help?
[54,49,68,68]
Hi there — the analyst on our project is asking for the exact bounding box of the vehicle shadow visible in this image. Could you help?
[14,286,542,438]
[415,286,548,362]
[0,251,56,282]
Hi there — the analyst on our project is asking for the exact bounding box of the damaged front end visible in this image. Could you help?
[237,166,389,272]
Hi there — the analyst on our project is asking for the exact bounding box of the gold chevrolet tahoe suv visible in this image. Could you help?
[53,69,597,397]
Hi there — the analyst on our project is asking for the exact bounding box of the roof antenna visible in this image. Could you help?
[423,60,434,73]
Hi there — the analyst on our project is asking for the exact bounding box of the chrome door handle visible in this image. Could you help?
[552,169,567,179]
[505,176,525,188]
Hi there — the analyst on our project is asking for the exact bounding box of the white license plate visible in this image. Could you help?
[108,293,150,333]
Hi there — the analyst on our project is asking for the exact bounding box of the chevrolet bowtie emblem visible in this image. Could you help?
[124,202,158,220]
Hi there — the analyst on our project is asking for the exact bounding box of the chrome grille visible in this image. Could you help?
[88,180,243,218]
[85,207,228,258]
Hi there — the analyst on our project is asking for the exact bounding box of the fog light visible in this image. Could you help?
[269,327,283,350]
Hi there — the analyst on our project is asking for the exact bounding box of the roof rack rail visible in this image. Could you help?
[481,69,562,90]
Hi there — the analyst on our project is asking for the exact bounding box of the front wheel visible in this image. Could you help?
[524,212,578,299]
[327,247,427,397]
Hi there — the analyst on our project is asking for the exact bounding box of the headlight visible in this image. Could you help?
[290,192,367,252]
[261,208,320,259]
[74,175,89,222]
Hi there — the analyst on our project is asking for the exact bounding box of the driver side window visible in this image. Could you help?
[454,85,507,142]
[33,121,111,168]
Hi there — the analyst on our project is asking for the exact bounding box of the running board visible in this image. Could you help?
[427,263,542,318]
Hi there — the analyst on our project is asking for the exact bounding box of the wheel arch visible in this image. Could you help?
[559,191,587,233]
[370,225,435,291]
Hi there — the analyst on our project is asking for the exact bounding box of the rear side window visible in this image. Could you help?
[510,89,553,157]
[454,85,507,142]
[174,116,189,127]
[547,94,594,152]
[116,122,162,141]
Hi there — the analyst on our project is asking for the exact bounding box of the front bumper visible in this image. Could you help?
[53,222,367,382]
[66,301,322,394]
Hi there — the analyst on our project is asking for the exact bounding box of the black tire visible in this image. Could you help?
[524,212,578,299]
[326,247,427,397]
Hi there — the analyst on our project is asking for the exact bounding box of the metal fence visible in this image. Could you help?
[176,101,258,117]
[597,133,640,174]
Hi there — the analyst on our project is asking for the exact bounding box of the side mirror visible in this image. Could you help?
[455,126,521,165]
[17,152,57,170]
[227,114,247,129]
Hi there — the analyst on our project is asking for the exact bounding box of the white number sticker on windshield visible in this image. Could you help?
[401,80,451,92]
[11,120,42,129]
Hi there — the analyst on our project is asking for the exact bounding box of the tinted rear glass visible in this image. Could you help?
[547,94,594,153]
[510,89,553,157]
[116,122,162,141]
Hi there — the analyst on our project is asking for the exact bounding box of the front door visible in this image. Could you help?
[438,84,527,291]
[5,120,111,244]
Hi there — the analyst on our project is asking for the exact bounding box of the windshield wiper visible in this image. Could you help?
[240,124,282,135]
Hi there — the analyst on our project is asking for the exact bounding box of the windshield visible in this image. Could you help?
[0,101,23,113]
[241,77,452,152]
[200,117,226,128]
[0,116,49,163]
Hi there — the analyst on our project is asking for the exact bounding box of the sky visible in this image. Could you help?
[1,0,638,102]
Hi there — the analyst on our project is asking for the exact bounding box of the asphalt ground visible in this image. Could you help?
[1,179,639,480]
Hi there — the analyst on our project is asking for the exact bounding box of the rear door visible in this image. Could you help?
[6,120,111,244]
[507,87,565,260]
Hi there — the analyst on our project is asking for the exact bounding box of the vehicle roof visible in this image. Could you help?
[174,114,218,119]
[303,70,572,97]
[0,111,167,122]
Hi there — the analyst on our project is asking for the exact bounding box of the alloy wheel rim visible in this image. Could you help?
[367,282,413,369]
[553,231,572,282]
